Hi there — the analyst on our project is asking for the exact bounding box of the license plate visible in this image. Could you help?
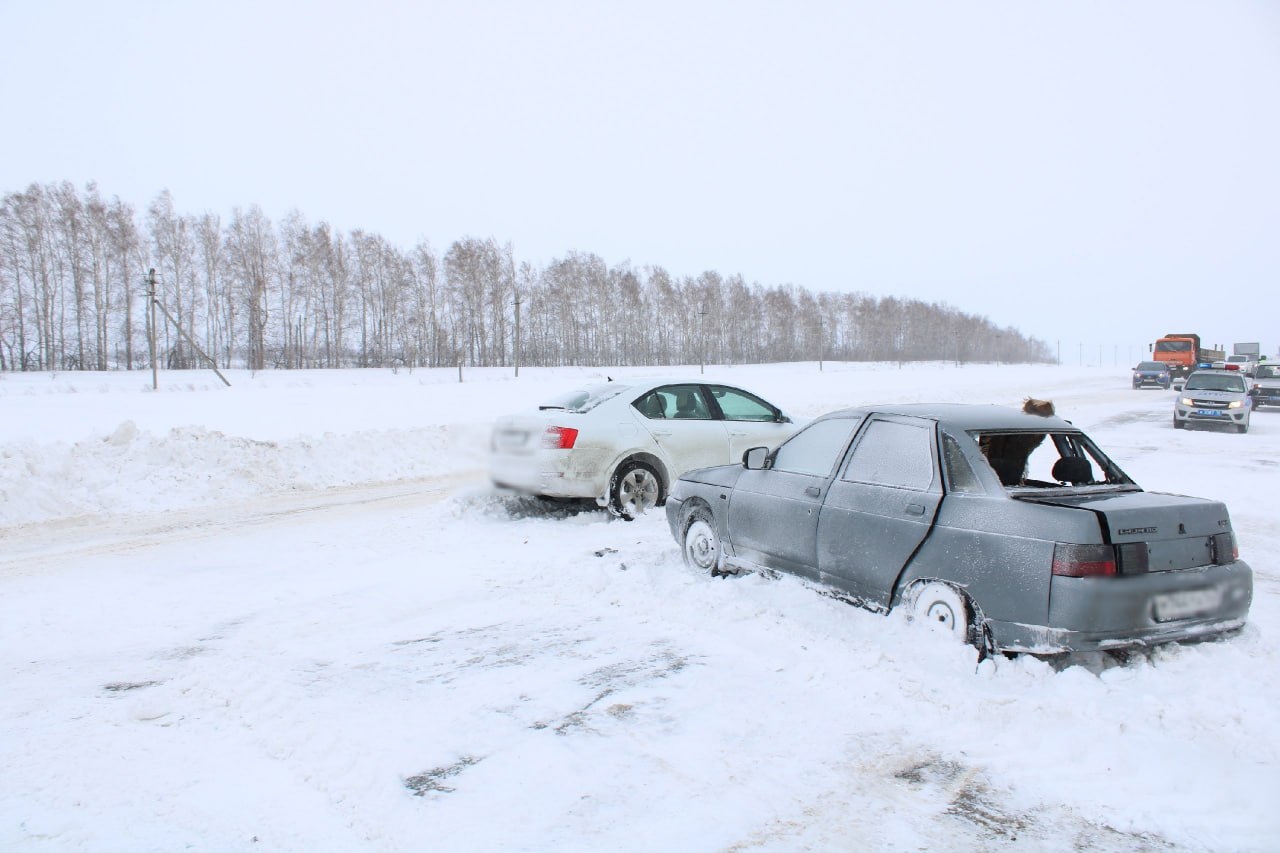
[1153,588,1222,622]
[496,430,530,449]
[1194,409,1221,416]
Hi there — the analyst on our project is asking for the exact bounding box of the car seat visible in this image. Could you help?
[638,393,665,419]
[675,390,701,419]
[1051,456,1093,485]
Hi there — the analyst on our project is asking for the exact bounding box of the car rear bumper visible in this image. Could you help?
[988,560,1252,653]
[489,452,606,500]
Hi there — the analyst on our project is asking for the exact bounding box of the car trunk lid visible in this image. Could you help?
[1021,490,1233,573]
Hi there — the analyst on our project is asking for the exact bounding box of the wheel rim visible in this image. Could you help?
[684,519,719,570]
[911,582,969,642]
[923,600,957,630]
[617,467,659,516]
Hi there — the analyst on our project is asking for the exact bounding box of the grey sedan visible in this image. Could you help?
[666,404,1252,656]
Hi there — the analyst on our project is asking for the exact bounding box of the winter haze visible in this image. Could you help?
[1,1,1277,354]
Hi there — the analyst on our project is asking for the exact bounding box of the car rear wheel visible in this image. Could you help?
[682,507,722,573]
[609,461,661,520]
[908,582,971,643]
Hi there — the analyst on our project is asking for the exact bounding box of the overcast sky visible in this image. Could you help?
[3,0,1277,362]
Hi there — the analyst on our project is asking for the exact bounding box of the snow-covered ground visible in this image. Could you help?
[1,362,1276,852]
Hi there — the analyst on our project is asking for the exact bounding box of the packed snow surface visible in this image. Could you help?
[1,363,1276,851]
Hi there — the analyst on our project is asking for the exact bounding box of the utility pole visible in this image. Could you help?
[513,292,521,378]
[145,267,231,388]
[818,316,824,372]
[698,305,708,375]
[147,268,158,390]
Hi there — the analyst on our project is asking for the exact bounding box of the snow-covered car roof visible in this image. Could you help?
[805,403,1077,433]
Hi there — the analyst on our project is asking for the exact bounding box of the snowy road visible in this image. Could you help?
[1,364,1277,851]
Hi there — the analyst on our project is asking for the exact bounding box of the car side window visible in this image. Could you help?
[770,418,861,477]
[842,419,935,490]
[632,391,666,419]
[710,386,778,421]
[648,385,712,420]
[941,431,982,493]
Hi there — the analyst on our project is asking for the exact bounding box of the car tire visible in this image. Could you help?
[1237,423,1249,434]
[908,582,971,644]
[681,506,722,574]
[609,460,662,520]
[1173,416,1184,430]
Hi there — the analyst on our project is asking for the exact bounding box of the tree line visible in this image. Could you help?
[0,182,1052,373]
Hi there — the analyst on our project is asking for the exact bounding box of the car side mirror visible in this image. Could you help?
[743,446,770,469]
[1173,383,1183,392]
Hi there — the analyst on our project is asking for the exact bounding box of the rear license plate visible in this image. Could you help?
[496,430,530,449]
[1194,409,1221,416]
[1153,588,1222,622]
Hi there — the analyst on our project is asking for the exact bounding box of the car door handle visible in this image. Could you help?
[905,503,926,516]
[805,486,822,498]
[651,430,673,437]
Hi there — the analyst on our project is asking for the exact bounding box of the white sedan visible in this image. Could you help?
[490,379,797,518]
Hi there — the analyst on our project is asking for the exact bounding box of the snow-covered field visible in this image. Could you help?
[2,362,1276,852]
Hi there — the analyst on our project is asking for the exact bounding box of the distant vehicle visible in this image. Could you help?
[1224,354,1256,376]
[1131,361,1171,389]
[666,403,1252,656]
[1173,369,1252,433]
[490,379,796,518]
[1250,363,1280,408]
[1152,333,1225,378]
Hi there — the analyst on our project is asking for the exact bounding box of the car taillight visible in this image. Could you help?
[541,426,578,449]
[1052,543,1117,577]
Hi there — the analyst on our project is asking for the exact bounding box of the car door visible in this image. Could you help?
[708,384,794,461]
[725,416,863,581]
[816,415,941,609]
[633,385,729,478]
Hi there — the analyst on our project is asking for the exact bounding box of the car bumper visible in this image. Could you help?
[1133,378,1170,388]
[1173,407,1249,427]
[664,495,687,541]
[489,451,608,500]
[1253,390,1280,406]
[988,560,1252,654]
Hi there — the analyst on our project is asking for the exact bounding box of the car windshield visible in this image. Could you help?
[968,429,1137,492]
[539,383,628,412]
[1256,365,1280,379]
[1185,374,1247,393]
[1155,340,1193,352]
[1136,362,1164,371]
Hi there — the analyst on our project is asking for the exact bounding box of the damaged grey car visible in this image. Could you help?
[666,403,1252,656]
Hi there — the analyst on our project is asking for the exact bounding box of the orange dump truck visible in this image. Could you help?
[1152,333,1225,377]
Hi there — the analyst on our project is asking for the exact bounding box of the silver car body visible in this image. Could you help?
[1250,363,1280,408]
[666,404,1252,654]
[1173,369,1253,433]
[491,379,796,509]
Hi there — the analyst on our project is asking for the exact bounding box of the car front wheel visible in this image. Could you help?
[682,507,721,573]
[609,461,662,520]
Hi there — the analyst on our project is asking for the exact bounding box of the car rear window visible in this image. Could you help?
[539,384,628,412]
